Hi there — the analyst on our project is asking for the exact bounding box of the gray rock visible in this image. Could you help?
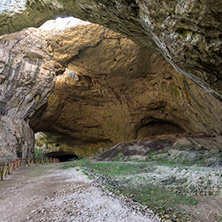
[0,29,56,158]
[0,116,34,159]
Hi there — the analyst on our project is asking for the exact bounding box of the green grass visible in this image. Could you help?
[118,185,196,220]
[85,162,139,176]
[61,160,139,175]
[61,160,197,221]
[82,169,93,179]
[60,158,90,169]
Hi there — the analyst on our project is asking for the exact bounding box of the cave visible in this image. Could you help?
[136,119,185,139]
[26,17,221,158]
[0,2,222,221]
[46,151,79,162]
[0,15,221,159]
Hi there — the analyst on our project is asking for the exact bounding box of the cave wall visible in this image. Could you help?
[0,28,56,159]
[0,4,222,157]
[31,23,222,156]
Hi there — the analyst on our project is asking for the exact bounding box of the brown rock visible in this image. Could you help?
[0,116,34,160]
[30,22,222,156]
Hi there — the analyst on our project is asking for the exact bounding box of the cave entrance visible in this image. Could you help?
[46,151,79,162]
[136,119,185,139]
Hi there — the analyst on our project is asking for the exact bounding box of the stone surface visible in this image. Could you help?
[0,28,56,158]
[0,0,222,99]
[1,18,222,158]
[0,116,34,160]
[95,134,222,163]
[31,22,222,156]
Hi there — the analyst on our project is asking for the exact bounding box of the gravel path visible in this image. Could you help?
[0,163,160,222]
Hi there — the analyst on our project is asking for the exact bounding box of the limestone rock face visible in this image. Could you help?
[0,29,56,158]
[0,0,222,99]
[30,23,222,156]
[0,117,34,160]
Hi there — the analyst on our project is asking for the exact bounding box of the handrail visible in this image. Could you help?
[0,157,59,181]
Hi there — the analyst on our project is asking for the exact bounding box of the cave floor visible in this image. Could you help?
[62,160,222,222]
[0,163,160,222]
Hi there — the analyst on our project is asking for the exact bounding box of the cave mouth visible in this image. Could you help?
[136,119,186,139]
[46,151,79,162]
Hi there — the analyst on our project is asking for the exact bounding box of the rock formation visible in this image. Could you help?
[0,0,222,99]
[31,21,222,157]
[0,13,222,158]
[0,28,56,158]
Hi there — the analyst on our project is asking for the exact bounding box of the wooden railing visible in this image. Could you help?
[0,157,59,181]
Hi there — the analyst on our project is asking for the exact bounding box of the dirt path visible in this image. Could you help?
[0,163,160,222]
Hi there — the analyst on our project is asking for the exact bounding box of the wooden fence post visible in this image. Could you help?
[13,160,16,171]
[18,158,21,167]
[8,161,11,175]
[1,162,5,180]
[10,160,14,173]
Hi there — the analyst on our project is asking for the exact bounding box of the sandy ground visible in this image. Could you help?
[0,163,160,222]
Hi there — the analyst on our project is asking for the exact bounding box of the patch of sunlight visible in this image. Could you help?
[39,17,91,31]
[0,0,26,14]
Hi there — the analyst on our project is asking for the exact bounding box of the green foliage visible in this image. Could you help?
[34,147,45,159]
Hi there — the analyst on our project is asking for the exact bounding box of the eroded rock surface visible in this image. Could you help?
[0,117,34,159]
[0,0,222,99]
[31,22,222,156]
[1,18,222,158]
[0,28,56,158]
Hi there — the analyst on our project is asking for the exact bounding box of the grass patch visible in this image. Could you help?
[60,158,91,169]
[85,162,141,176]
[118,184,196,220]
[61,160,197,221]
